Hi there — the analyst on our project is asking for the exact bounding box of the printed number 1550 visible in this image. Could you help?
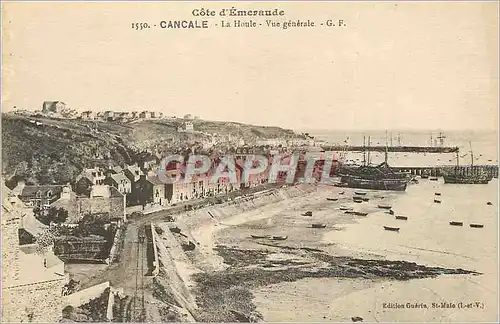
[132,22,151,30]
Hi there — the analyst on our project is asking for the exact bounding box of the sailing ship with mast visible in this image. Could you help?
[443,142,491,184]
[337,131,411,191]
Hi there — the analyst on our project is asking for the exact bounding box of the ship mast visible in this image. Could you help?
[384,130,389,164]
[367,136,371,165]
[469,141,474,167]
[363,136,366,166]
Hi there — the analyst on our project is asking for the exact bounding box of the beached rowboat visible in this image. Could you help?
[377,204,392,209]
[395,215,408,220]
[311,223,327,228]
[251,235,270,239]
[469,224,484,228]
[383,226,400,232]
[271,236,288,240]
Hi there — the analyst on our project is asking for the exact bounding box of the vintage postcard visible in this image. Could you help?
[1,1,498,323]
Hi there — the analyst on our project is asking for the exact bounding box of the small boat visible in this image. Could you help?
[339,206,353,211]
[487,201,493,205]
[169,227,182,234]
[383,226,400,232]
[311,223,327,228]
[354,211,368,216]
[352,317,363,323]
[434,199,441,203]
[338,191,345,195]
[271,235,288,240]
[470,224,484,228]
[354,191,367,196]
[344,210,356,215]
[377,204,392,209]
[251,234,270,239]
[429,177,438,181]
[395,215,408,220]
[449,221,463,226]
[374,195,385,199]
[386,209,395,215]
[434,192,441,196]
[326,198,338,201]
[302,211,313,216]
[362,197,369,202]
[421,174,429,179]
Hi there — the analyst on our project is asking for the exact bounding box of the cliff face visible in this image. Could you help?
[2,114,301,185]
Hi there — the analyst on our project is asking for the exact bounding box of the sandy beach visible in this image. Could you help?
[150,180,497,322]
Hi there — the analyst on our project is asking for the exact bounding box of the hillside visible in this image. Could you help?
[1,113,301,185]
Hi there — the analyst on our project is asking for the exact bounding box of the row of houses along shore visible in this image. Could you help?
[10,150,337,218]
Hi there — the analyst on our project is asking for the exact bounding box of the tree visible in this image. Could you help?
[34,207,68,225]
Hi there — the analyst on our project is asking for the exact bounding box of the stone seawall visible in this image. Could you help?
[65,281,110,308]
[172,184,317,231]
[150,223,160,277]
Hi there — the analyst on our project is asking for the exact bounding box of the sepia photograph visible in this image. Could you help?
[1,1,498,323]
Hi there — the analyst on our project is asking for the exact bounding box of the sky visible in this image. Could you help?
[2,1,498,131]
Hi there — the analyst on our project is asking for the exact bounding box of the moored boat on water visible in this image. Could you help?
[326,198,338,201]
[434,199,441,203]
[354,211,368,216]
[271,235,288,240]
[444,142,491,184]
[302,211,313,216]
[338,136,411,191]
[383,226,400,232]
[449,221,463,226]
[311,223,327,228]
[470,224,484,228]
[395,215,408,220]
[377,204,392,209]
[339,205,353,211]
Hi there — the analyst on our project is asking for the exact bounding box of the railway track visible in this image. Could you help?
[129,226,147,322]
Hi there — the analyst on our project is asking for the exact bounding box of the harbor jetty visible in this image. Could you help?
[321,145,459,153]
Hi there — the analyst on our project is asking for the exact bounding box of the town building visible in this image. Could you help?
[16,182,64,208]
[2,183,67,323]
[139,111,151,119]
[81,111,95,120]
[123,164,144,183]
[104,173,132,195]
[104,165,123,178]
[75,168,106,196]
[134,174,167,206]
[52,184,126,224]
[42,101,66,113]
[103,111,115,121]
